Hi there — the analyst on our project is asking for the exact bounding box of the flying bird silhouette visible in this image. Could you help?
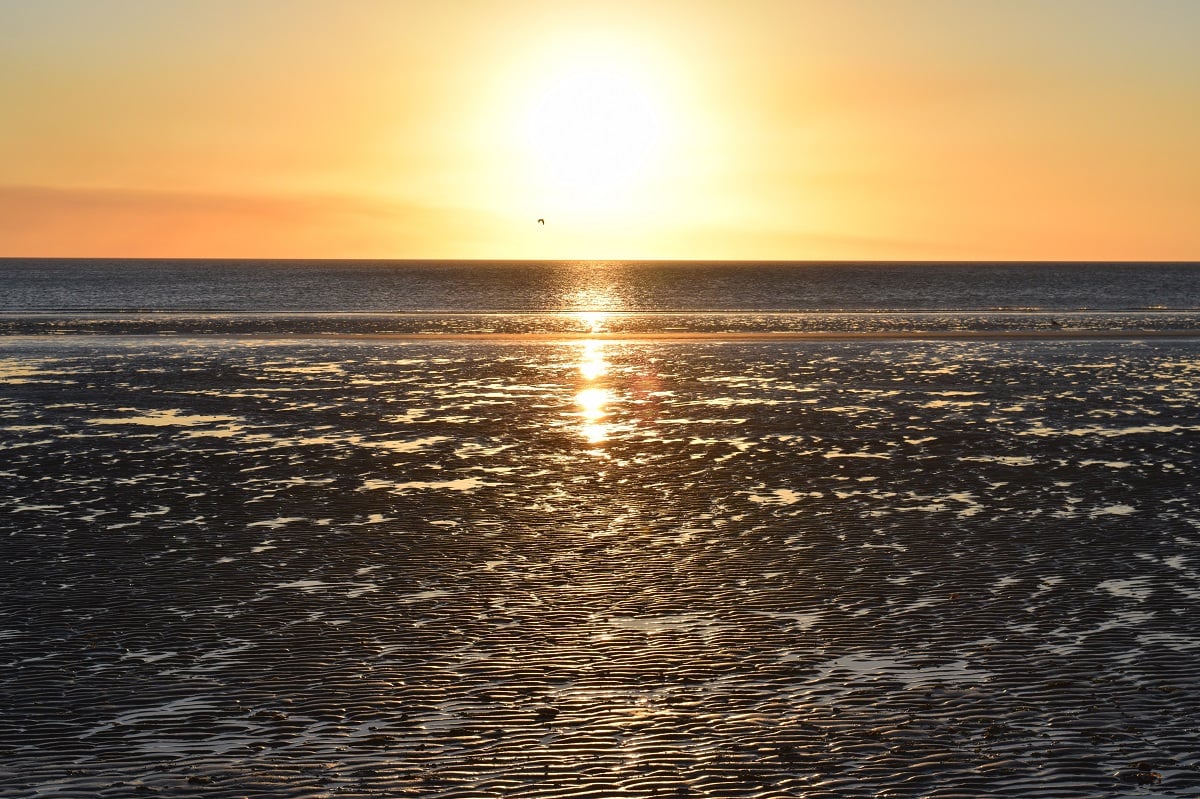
[537,218,545,225]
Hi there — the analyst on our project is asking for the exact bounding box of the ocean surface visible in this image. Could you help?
[2,259,1200,336]
[5,259,1200,313]
[3,260,1200,797]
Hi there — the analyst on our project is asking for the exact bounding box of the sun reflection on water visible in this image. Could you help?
[574,338,610,445]
[579,340,607,380]
[573,310,608,334]
[576,386,611,444]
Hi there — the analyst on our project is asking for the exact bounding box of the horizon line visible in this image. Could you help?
[3,257,1199,265]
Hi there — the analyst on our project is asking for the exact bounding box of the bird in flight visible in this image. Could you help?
[537,218,545,225]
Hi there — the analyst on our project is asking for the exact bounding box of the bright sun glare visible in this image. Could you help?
[517,45,671,216]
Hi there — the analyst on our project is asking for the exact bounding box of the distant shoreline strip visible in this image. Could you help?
[313,330,1200,342]
[4,330,1200,343]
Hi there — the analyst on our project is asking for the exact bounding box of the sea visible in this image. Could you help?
[3,259,1200,336]
[3,259,1200,797]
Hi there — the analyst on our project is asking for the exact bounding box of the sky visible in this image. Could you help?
[2,0,1198,261]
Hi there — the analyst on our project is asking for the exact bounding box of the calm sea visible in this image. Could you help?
[3,258,1199,336]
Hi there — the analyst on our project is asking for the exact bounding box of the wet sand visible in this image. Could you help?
[3,308,1200,341]
[2,336,1200,797]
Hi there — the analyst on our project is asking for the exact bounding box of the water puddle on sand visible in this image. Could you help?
[86,409,240,426]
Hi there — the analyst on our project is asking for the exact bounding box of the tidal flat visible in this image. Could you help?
[2,335,1200,797]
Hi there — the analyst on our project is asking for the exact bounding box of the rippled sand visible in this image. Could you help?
[3,336,1200,797]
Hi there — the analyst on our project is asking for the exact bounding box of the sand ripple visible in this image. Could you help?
[2,337,1200,796]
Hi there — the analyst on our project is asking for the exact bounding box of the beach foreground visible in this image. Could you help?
[3,335,1200,797]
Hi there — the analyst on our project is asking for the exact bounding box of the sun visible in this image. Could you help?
[515,46,672,215]
[524,66,663,196]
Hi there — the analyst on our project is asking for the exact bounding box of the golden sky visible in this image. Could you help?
[2,0,1198,260]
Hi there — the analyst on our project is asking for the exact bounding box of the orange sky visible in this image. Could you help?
[2,0,1198,260]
